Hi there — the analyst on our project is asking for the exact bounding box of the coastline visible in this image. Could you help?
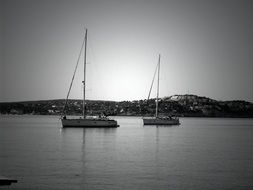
[1,94,253,118]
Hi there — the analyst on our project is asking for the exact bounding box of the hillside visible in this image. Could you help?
[1,94,253,117]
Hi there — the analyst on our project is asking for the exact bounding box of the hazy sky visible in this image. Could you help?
[1,0,253,102]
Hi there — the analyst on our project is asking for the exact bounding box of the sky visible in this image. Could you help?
[1,0,253,102]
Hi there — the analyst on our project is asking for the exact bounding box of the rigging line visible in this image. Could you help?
[86,35,97,95]
[88,33,97,64]
[147,61,159,100]
[87,33,104,96]
[61,33,86,116]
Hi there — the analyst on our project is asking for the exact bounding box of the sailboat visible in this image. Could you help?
[61,29,119,128]
[143,54,180,126]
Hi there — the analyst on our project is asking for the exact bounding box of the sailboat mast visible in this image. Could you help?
[155,54,160,118]
[83,29,87,118]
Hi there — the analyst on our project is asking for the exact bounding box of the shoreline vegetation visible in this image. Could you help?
[1,94,253,118]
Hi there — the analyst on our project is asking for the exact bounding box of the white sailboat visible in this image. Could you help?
[143,54,180,126]
[61,29,119,128]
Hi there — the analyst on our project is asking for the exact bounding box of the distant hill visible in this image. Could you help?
[1,94,253,118]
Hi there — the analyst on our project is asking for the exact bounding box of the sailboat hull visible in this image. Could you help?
[143,117,180,126]
[61,118,119,128]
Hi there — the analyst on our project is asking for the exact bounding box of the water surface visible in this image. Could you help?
[1,115,253,190]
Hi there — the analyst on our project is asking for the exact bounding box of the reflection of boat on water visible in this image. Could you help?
[61,29,119,128]
[143,54,180,126]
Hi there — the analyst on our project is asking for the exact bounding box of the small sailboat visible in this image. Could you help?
[143,54,180,126]
[61,29,119,128]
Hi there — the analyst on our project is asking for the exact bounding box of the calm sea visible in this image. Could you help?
[0,115,253,190]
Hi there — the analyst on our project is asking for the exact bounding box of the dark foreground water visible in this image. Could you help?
[0,115,253,190]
